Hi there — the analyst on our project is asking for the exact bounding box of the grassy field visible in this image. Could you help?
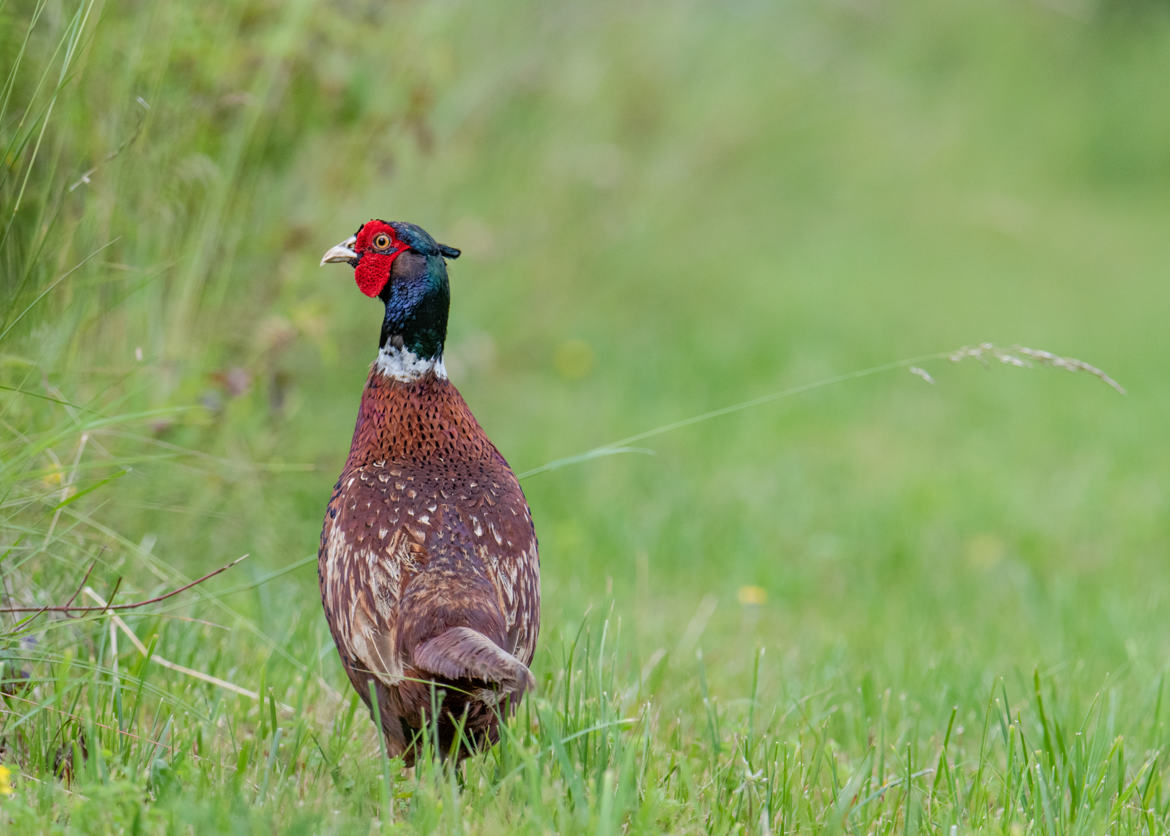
[3,0,1170,831]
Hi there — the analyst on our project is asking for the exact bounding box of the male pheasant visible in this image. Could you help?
[318,220,540,764]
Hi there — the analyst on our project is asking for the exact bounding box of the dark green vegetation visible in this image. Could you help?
[3,0,1169,832]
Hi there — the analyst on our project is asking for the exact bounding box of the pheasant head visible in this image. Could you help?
[321,220,462,381]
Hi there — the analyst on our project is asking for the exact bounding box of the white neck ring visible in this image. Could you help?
[374,344,447,382]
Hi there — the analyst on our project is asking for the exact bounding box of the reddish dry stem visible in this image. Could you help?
[0,555,248,615]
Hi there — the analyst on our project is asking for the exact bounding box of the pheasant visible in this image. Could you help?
[318,220,540,764]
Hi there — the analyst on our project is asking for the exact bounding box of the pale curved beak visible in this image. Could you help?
[320,235,358,266]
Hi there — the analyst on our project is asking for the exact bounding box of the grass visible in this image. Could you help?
[3,0,1170,831]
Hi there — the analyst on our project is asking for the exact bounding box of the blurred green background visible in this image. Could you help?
[3,0,1170,831]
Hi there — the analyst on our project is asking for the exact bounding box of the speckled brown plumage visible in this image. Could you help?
[317,220,539,765]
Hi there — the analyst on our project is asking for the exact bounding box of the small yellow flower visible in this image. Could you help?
[737,585,767,606]
[553,339,595,380]
[0,763,13,795]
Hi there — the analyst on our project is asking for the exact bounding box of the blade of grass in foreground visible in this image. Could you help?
[519,342,1125,479]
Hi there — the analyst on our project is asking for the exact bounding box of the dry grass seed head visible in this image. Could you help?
[948,343,1125,395]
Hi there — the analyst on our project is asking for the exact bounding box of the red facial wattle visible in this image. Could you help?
[351,221,409,297]
[354,246,408,297]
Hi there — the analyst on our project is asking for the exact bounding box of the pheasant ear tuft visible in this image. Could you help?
[438,243,461,260]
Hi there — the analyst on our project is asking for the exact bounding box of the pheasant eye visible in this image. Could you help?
[372,233,392,250]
